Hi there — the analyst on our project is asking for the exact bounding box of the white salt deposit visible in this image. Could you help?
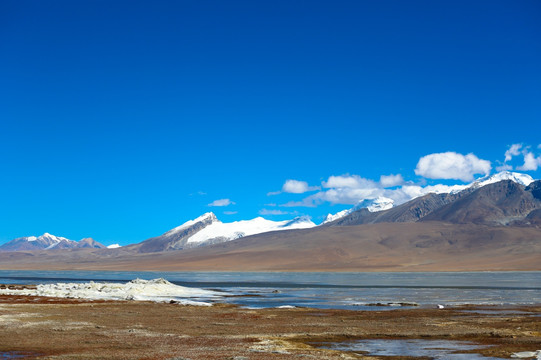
[511,350,541,359]
[0,278,219,306]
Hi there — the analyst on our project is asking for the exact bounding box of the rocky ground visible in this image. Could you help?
[0,295,539,359]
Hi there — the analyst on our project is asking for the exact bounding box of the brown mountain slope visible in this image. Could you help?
[329,180,541,227]
[421,180,541,225]
[328,191,469,226]
[0,222,539,271]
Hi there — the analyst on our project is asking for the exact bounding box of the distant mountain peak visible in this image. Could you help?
[472,171,534,188]
[323,196,394,224]
[282,215,314,227]
[0,233,105,252]
[165,212,219,236]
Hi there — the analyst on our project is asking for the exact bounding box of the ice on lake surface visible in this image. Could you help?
[322,339,506,359]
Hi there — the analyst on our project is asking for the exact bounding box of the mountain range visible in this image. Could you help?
[0,233,106,252]
[324,171,538,226]
[0,171,540,271]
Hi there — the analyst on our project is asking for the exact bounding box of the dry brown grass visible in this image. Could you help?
[0,295,539,359]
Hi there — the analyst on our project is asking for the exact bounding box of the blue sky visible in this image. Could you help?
[1,0,540,246]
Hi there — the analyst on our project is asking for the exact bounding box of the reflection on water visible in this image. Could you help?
[322,339,505,360]
[0,352,41,359]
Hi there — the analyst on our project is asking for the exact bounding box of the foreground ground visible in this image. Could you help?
[0,295,539,359]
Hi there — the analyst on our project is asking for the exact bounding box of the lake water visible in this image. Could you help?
[319,339,506,359]
[0,270,539,310]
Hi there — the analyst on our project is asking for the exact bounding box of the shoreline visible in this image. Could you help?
[1,268,540,273]
[0,293,539,359]
[1,265,540,273]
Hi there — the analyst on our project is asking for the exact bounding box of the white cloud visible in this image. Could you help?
[517,152,541,171]
[380,174,404,187]
[495,164,513,172]
[281,175,384,206]
[285,176,471,208]
[414,152,491,182]
[322,175,373,188]
[500,143,541,171]
[313,187,382,205]
[505,144,523,162]
[208,198,235,207]
[282,179,320,193]
[223,211,238,215]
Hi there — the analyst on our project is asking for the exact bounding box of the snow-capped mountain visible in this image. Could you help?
[134,212,316,253]
[185,214,315,246]
[438,171,535,195]
[322,172,535,224]
[323,196,394,224]
[0,233,106,252]
[471,171,534,188]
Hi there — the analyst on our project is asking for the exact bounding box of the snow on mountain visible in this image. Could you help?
[0,233,105,252]
[323,197,394,224]
[322,209,351,225]
[134,212,317,252]
[107,244,122,249]
[185,214,316,246]
[164,212,218,238]
[471,171,534,188]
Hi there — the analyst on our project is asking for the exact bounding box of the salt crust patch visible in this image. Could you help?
[0,278,218,306]
[249,339,291,354]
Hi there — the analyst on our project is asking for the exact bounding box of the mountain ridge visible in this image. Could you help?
[326,178,541,227]
[323,171,535,224]
[0,233,105,252]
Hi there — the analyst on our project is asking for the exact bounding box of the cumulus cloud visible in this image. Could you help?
[268,179,319,195]
[313,186,382,205]
[501,143,541,172]
[280,175,383,206]
[414,152,491,182]
[504,144,523,162]
[517,151,541,171]
[322,175,372,189]
[380,174,404,187]
[495,163,513,172]
[283,173,470,208]
[282,179,320,193]
[208,198,235,207]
